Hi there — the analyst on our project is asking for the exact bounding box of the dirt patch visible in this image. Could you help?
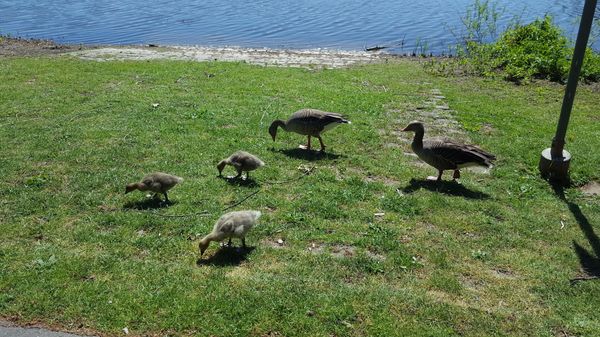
[364,174,400,186]
[0,36,82,57]
[490,268,517,280]
[459,271,487,292]
[580,181,600,196]
[262,238,286,249]
[480,123,496,135]
[307,242,358,258]
[365,250,386,261]
[330,244,356,258]
[307,242,326,253]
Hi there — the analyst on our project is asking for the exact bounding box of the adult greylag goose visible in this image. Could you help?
[268,108,351,152]
[217,151,265,179]
[125,172,183,202]
[198,210,261,257]
[402,121,496,181]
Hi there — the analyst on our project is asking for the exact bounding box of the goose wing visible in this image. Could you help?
[287,109,350,135]
[424,139,496,168]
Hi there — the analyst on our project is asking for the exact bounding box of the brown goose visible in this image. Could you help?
[217,151,265,179]
[268,108,351,152]
[198,210,261,257]
[402,121,496,181]
[125,172,183,202]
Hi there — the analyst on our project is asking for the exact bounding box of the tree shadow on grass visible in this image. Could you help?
[196,246,256,267]
[271,147,345,161]
[123,198,175,210]
[552,183,600,284]
[400,178,491,200]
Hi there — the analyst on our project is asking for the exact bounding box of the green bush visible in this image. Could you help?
[460,16,600,83]
[492,16,570,82]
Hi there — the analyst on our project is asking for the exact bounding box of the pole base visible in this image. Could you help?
[539,148,571,185]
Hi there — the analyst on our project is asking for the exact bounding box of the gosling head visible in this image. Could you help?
[216,160,227,176]
[125,183,138,194]
[402,121,425,133]
[198,238,211,257]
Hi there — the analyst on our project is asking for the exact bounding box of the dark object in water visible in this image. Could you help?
[365,45,387,52]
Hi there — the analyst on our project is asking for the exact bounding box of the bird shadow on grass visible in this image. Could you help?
[552,183,600,284]
[123,198,175,210]
[218,175,260,188]
[196,246,256,267]
[272,147,345,161]
[400,178,491,200]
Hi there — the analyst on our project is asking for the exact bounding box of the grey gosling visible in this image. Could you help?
[269,108,351,152]
[402,121,496,181]
[217,151,265,179]
[125,172,183,202]
[198,210,261,257]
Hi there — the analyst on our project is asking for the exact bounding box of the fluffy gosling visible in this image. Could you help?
[198,210,261,257]
[125,172,183,203]
[217,151,265,180]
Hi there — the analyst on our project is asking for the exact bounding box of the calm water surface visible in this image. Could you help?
[1,0,599,54]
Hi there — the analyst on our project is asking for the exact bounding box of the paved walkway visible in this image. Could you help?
[0,321,91,337]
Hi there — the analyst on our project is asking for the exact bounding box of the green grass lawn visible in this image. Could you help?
[1,56,599,337]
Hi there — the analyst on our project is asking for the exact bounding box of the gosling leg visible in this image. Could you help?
[234,167,243,179]
[227,238,232,247]
[242,237,246,248]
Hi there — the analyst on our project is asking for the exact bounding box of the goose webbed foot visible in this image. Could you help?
[299,135,312,151]
[427,170,444,182]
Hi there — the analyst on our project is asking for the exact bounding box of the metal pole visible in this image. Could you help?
[539,0,597,183]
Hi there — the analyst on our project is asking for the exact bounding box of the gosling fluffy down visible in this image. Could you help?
[217,151,265,179]
[125,172,183,202]
[198,210,261,257]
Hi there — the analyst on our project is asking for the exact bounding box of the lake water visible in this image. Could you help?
[1,0,599,54]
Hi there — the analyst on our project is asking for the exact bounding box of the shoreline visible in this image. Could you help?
[0,36,418,68]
